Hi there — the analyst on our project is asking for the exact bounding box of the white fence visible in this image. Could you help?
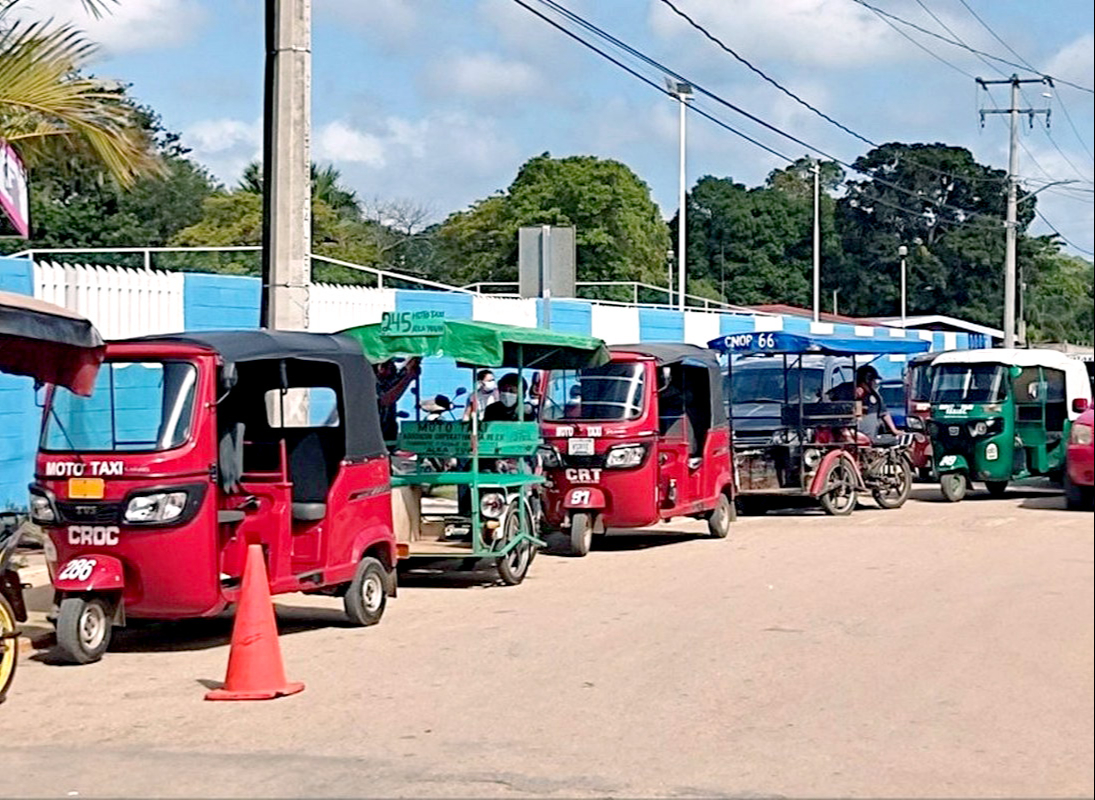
[307,284,396,333]
[34,261,184,340]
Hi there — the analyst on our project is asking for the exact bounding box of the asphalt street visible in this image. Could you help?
[2,484,1092,798]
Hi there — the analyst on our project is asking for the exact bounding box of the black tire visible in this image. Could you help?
[1064,471,1093,510]
[917,466,934,483]
[55,596,112,664]
[872,455,912,509]
[707,493,734,538]
[940,472,967,503]
[819,459,857,516]
[496,502,532,586]
[0,595,18,704]
[985,480,1009,498]
[568,512,593,557]
[344,557,388,627]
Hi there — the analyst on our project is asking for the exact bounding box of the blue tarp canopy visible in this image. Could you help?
[707,331,931,357]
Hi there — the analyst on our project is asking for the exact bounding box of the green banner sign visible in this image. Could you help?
[380,310,445,336]
[398,420,541,456]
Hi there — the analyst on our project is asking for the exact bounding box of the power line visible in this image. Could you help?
[1035,208,1095,256]
[848,0,1094,94]
[527,0,1010,224]
[506,0,795,164]
[914,0,1005,78]
[860,0,977,79]
[655,0,1004,187]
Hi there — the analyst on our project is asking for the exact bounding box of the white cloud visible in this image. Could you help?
[424,52,545,100]
[646,0,916,68]
[315,121,385,167]
[13,0,205,54]
[319,0,418,43]
[181,118,262,186]
[1045,33,1095,90]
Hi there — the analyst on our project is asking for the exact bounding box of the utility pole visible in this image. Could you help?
[261,0,312,331]
[811,160,820,323]
[667,79,692,312]
[977,74,1051,349]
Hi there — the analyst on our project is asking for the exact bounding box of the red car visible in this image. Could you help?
[1065,407,1094,510]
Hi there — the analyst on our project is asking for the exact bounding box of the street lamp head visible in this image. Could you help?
[897,245,908,257]
[664,77,693,99]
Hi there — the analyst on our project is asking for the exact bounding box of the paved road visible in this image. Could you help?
[3,486,1092,798]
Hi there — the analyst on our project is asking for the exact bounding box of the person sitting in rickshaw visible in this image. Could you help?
[828,365,901,443]
[483,373,535,422]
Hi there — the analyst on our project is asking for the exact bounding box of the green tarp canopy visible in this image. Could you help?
[340,318,610,369]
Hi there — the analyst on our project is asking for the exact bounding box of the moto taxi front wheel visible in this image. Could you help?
[55,596,112,664]
[939,472,968,503]
[1,595,18,703]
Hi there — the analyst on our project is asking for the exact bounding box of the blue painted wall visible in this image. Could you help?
[537,299,591,334]
[183,273,261,330]
[0,257,36,509]
[638,308,684,341]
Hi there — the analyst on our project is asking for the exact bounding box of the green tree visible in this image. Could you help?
[434,153,671,295]
[684,166,842,307]
[1024,245,1094,345]
[237,160,361,219]
[833,143,1026,324]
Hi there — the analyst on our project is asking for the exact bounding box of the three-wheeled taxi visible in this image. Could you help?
[538,344,734,556]
[928,348,1093,501]
[31,331,397,663]
[708,331,930,516]
[342,317,610,582]
[905,351,940,481]
[2,290,105,698]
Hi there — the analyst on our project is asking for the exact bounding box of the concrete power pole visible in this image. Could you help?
[977,74,1050,349]
[261,0,312,331]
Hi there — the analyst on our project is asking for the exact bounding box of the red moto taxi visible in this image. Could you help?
[31,331,396,663]
[1065,406,1093,510]
[539,344,735,555]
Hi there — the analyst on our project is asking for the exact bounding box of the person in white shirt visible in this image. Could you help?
[463,369,499,420]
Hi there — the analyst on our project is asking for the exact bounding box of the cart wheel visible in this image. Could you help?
[819,459,857,516]
[344,557,387,627]
[55,596,112,664]
[985,480,1008,498]
[940,473,967,503]
[1064,471,1093,510]
[0,595,18,704]
[568,512,593,557]
[496,503,532,585]
[872,455,912,509]
[707,493,734,538]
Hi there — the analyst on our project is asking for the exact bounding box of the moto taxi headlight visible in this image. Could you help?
[30,492,56,523]
[1071,422,1093,446]
[537,445,562,468]
[970,421,988,437]
[605,444,644,468]
[124,491,188,523]
[479,492,506,519]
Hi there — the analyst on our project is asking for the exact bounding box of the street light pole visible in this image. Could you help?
[667,79,692,312]
[812,160,820,322]
[898,244,908,324]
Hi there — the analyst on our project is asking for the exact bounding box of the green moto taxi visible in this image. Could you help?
[928,348,1093,502]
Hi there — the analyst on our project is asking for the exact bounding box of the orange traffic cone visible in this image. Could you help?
[205,543,304,701]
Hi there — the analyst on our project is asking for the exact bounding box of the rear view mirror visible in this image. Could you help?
[397,410,410,419]
[454,387,467,397]
[220,363,238,393]
[1009,365,1023,380]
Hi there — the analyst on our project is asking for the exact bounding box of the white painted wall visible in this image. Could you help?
[683,310,721,347]
[589,304,640,344]
[472,295,537,328]
[308,284,396,332]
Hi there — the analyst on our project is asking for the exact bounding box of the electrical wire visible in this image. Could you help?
[655,0,1004,187]
[1034,208,1095,255]
[527,0,1009,224]
[847,0,1094,94]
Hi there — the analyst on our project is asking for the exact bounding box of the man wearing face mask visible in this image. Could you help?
[483,373,533,422]
[464,369,498,421]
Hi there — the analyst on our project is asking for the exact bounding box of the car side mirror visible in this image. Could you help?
[906,416,925,432]
[220,363,238,393]
[454,387,467,397]
[1072,398,1090,413]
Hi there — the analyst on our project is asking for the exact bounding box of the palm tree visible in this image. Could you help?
[0,1,161,188]
[238,160,361,219]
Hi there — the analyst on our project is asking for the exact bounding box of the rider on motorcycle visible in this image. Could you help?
[829,365,901,442]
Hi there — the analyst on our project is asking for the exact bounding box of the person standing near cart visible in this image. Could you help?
[376,357,421,445]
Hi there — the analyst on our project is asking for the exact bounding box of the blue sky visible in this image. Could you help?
[18,0,1095,257]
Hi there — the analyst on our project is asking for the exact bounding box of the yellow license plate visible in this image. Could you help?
[68,478,105,500]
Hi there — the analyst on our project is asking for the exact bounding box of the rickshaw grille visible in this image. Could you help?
[560,453,605,468]
[57,501,123,524]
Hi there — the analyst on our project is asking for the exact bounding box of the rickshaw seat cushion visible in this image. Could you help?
[292,502,327,522]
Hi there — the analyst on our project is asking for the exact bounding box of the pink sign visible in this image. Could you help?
[1,140,29,238]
